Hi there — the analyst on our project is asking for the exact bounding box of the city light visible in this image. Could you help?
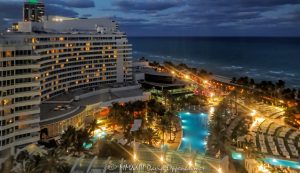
[250,110,257,116]
[133,153,137,161]
[258,165,270,173]
[185,75,190,79]
[209,107,215,114]
[188,160,193,167]
[160,155,164,162]
[210,93,215,98]
[171,71,175,74]
[53,18,63,22]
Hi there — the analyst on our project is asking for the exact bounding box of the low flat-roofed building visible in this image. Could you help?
[39,85,150,139]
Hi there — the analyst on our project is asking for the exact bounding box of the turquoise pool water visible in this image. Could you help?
[83,131,106,149]
[264,158,300,170]
[179,112,208,154]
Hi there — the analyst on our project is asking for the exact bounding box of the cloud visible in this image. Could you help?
[0,0,82,30]
[114,0,183,12]
[46,4,78,17]
[45,0,95,8]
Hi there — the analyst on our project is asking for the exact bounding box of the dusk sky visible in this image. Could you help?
[0,0,300,36]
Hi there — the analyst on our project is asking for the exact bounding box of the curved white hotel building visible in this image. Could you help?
[0,16,135,162]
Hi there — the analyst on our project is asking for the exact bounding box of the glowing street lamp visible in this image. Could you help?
[133,153,137,161]
[160,155,164,162]
[188,160,193,167]
[209,107,215,114]
[250,110,256,116]
[185,75,190,79]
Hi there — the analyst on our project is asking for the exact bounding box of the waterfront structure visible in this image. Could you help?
[0,15,133,164]
[23,0,45,22]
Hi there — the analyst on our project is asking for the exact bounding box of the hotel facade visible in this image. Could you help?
[0,16,134,162]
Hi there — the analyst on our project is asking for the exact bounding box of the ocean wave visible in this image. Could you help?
[222,66,244,70]
[292,85,300,88]
[269,70,284,74]
[285,73,295,77]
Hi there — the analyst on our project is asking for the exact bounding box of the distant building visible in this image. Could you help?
[23,0,45,22]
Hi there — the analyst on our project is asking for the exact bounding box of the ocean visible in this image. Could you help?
[129,37,300,88]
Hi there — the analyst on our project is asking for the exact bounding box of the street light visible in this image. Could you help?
[250,110,256,116]
[188,160,193,167]
[209,107,215,114]
[160,155,164,162]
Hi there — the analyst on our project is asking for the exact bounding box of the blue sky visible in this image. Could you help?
[0,0,300,36]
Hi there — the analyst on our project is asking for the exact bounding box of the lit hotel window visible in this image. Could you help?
[5,51,12,57]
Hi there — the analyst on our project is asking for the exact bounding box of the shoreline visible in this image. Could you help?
[133,57,300,88]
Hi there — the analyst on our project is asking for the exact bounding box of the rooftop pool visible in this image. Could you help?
[264,158,300,170]
[178,112,209,154]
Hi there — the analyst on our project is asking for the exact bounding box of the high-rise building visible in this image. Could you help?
[0,16,132,164]
[23,0,45,22]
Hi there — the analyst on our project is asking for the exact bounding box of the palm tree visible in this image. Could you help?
[38,149,68,173]
[13,151,43,173]
[88,119,100,136]
[72,128,91,156]
[140,128,160,146]
[165,111,177,141]
[207,100,230,157]
[11,159,40,173]
[108,103,122,128]
[162,89,169,108]
[60,126,76,152]
[157,115,170,146]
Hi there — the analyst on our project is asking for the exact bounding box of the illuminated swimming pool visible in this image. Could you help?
[83,131,107,149]
[179,112,208,154]
[264,158,300,170]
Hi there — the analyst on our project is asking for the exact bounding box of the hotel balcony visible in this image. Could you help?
[16,115,40,126]
[1,81,40,90]
[14,134,40,147]
[15,126,40,136]
[13,90,40,98]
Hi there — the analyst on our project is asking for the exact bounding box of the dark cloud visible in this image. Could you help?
[45,0,95,8]
[81,14,93,18]
[114,0,183,12]
[0,0,299,36]
[0,0,84,29]
[0,1,23,28]
[188,0,300,8]
[46,4,78,17]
